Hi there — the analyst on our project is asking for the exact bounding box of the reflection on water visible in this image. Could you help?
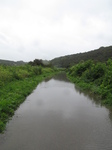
[108,108,112,123]
[0,73,112,150]
[74,84,102,106]
[44,72,70,82]
[53,72,70,82]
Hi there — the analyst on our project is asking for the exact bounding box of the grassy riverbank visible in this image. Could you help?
[67,59,112,106]
[0,65,58,133]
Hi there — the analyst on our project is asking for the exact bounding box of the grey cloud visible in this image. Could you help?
[0,0,112,61]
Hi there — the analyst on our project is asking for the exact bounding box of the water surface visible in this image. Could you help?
[0,73,112,150]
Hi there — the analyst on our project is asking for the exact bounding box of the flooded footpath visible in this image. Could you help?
[0,73,112,150]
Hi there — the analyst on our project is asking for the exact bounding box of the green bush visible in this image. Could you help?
[0,64,47,86]
[69,60,93,77]
[83,62,105,82]
[67,59,112,106]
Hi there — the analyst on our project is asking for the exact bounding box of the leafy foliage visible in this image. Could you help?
[67,59,112,106]
[0,64,43,86]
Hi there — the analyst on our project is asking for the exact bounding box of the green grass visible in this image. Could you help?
[0,67,58,133]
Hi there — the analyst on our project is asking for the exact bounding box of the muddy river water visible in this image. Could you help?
[0,73,112,150]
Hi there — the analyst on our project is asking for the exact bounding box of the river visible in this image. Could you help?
[0,73,112,150]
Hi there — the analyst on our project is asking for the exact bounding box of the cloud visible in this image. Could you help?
[0,0,112,61]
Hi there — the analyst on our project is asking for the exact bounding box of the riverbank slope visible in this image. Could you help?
[66,59,112,107]
[0,65,58,133]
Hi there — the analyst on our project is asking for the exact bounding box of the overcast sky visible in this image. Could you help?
[0,0,112,61]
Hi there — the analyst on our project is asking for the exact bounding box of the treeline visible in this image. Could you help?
[0,59,26,66]
[51,46,112,68]
[67,59,112,105]
[28,59,52,67]
[0,58,51,67]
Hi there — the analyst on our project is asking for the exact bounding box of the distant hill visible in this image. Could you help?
[0,59,26,66]
[51,46,112,68]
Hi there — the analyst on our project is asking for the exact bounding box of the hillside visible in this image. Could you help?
[0,59,26,66]
[51,46,112,68]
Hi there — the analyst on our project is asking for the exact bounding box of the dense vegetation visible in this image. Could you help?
[28,59,51,67]
[67,59,112,106]
[51,46,112,68]
[0,64,57,133]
